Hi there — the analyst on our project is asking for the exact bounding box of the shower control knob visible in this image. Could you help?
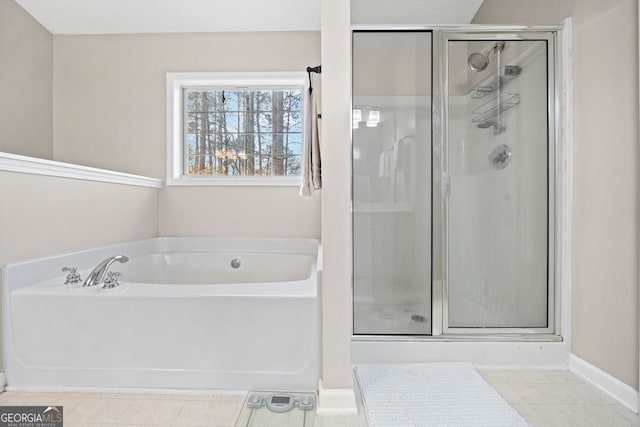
[489,144,512,170]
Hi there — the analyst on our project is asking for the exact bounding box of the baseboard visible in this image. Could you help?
[316,379,358,415]
[569,353,638,413]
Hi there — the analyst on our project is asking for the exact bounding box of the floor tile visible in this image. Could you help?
[512,370,554,384]
[561,383,618,405]
[490,382,525,404]
[144,399,186,425]
[172,400,215,426]
[610,405,640,426]
[535,404,616,426]
[87,397,139,424]
[315,413,368,427]
[234,396,252,427]
[94,392,169,400]
[511,403,541,422]
[206,397,245,427]
[1,369,638,427]
[65,398,112,423]
[540,370,584,384]
[478,369,514,384]
[110,398,163,424]
[66,424,143,427]
[509,382,561,405]
[485,370,640,427]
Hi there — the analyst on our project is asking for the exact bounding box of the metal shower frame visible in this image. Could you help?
[351,25,565,342]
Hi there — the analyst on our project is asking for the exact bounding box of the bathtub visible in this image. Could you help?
[2,238,320,393]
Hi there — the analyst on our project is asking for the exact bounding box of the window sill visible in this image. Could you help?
[166,176,302,187]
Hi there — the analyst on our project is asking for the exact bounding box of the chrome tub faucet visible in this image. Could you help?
[82,255,129,287]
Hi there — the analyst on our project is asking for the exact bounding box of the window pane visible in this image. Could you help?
[287,133,302,150]
[187,155,215,175]
[258,112,272,132]
[258,134,273,156]
[287,117,302,133]
[254,151,271,176]
[183,88,303,177]
[284,155,302,176]
[225,113,242,133]
[224,90,243,111]
[258,90,272,110]
[185,134,197,155]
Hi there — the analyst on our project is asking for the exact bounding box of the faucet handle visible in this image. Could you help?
[62,267,82,285]
[103,271,121,289]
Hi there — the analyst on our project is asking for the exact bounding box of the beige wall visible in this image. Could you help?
[53,31,321,239]
[474,0,639,389]
[0,172,159,264]
[0,0,53,159]
[0,171,159,366]
[160,186,319,238]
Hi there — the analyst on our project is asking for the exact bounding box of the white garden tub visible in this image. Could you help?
[2,238,320,393]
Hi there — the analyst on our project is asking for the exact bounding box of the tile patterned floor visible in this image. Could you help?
[479,370,640,426]
[0,370,637,426]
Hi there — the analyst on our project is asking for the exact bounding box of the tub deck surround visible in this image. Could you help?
[2,237,321,393]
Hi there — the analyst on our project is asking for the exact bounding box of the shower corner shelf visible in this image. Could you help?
[472,93,521,126]
[470,64,522,130]
[469,65,522,99]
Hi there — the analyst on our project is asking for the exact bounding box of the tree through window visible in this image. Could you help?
[184,88,303,177]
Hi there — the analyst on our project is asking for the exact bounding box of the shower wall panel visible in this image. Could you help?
[352,31,432,335]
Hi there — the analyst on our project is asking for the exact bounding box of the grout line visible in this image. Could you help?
[245,407,254,427]
[164,399,183,425]
[171,403,188,426]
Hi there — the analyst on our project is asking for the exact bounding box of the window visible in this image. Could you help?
[167,72,306,186]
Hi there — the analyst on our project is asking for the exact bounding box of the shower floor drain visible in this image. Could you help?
[411,314,425,323]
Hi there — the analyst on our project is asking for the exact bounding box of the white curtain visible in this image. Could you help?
[300,73,322,196]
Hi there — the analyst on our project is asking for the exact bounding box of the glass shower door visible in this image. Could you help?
[352,31,432,335]
[443,34,555,332]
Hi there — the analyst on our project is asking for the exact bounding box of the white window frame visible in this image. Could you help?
[166,72,307,186]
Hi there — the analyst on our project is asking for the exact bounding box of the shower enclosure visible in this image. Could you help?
[352,29,557,338]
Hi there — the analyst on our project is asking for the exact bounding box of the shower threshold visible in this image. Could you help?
[351,334,568,367]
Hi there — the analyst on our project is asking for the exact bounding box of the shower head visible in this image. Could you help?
[468,52,489,71]
[468,42,506,72]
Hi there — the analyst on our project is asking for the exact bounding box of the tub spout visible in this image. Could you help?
[82,255,129,287]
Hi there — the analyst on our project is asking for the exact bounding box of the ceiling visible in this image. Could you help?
[16,0,484,35]
[15,0,321,34]
[351,0,485,26]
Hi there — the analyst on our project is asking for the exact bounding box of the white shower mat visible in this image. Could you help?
[355,363,529,427]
